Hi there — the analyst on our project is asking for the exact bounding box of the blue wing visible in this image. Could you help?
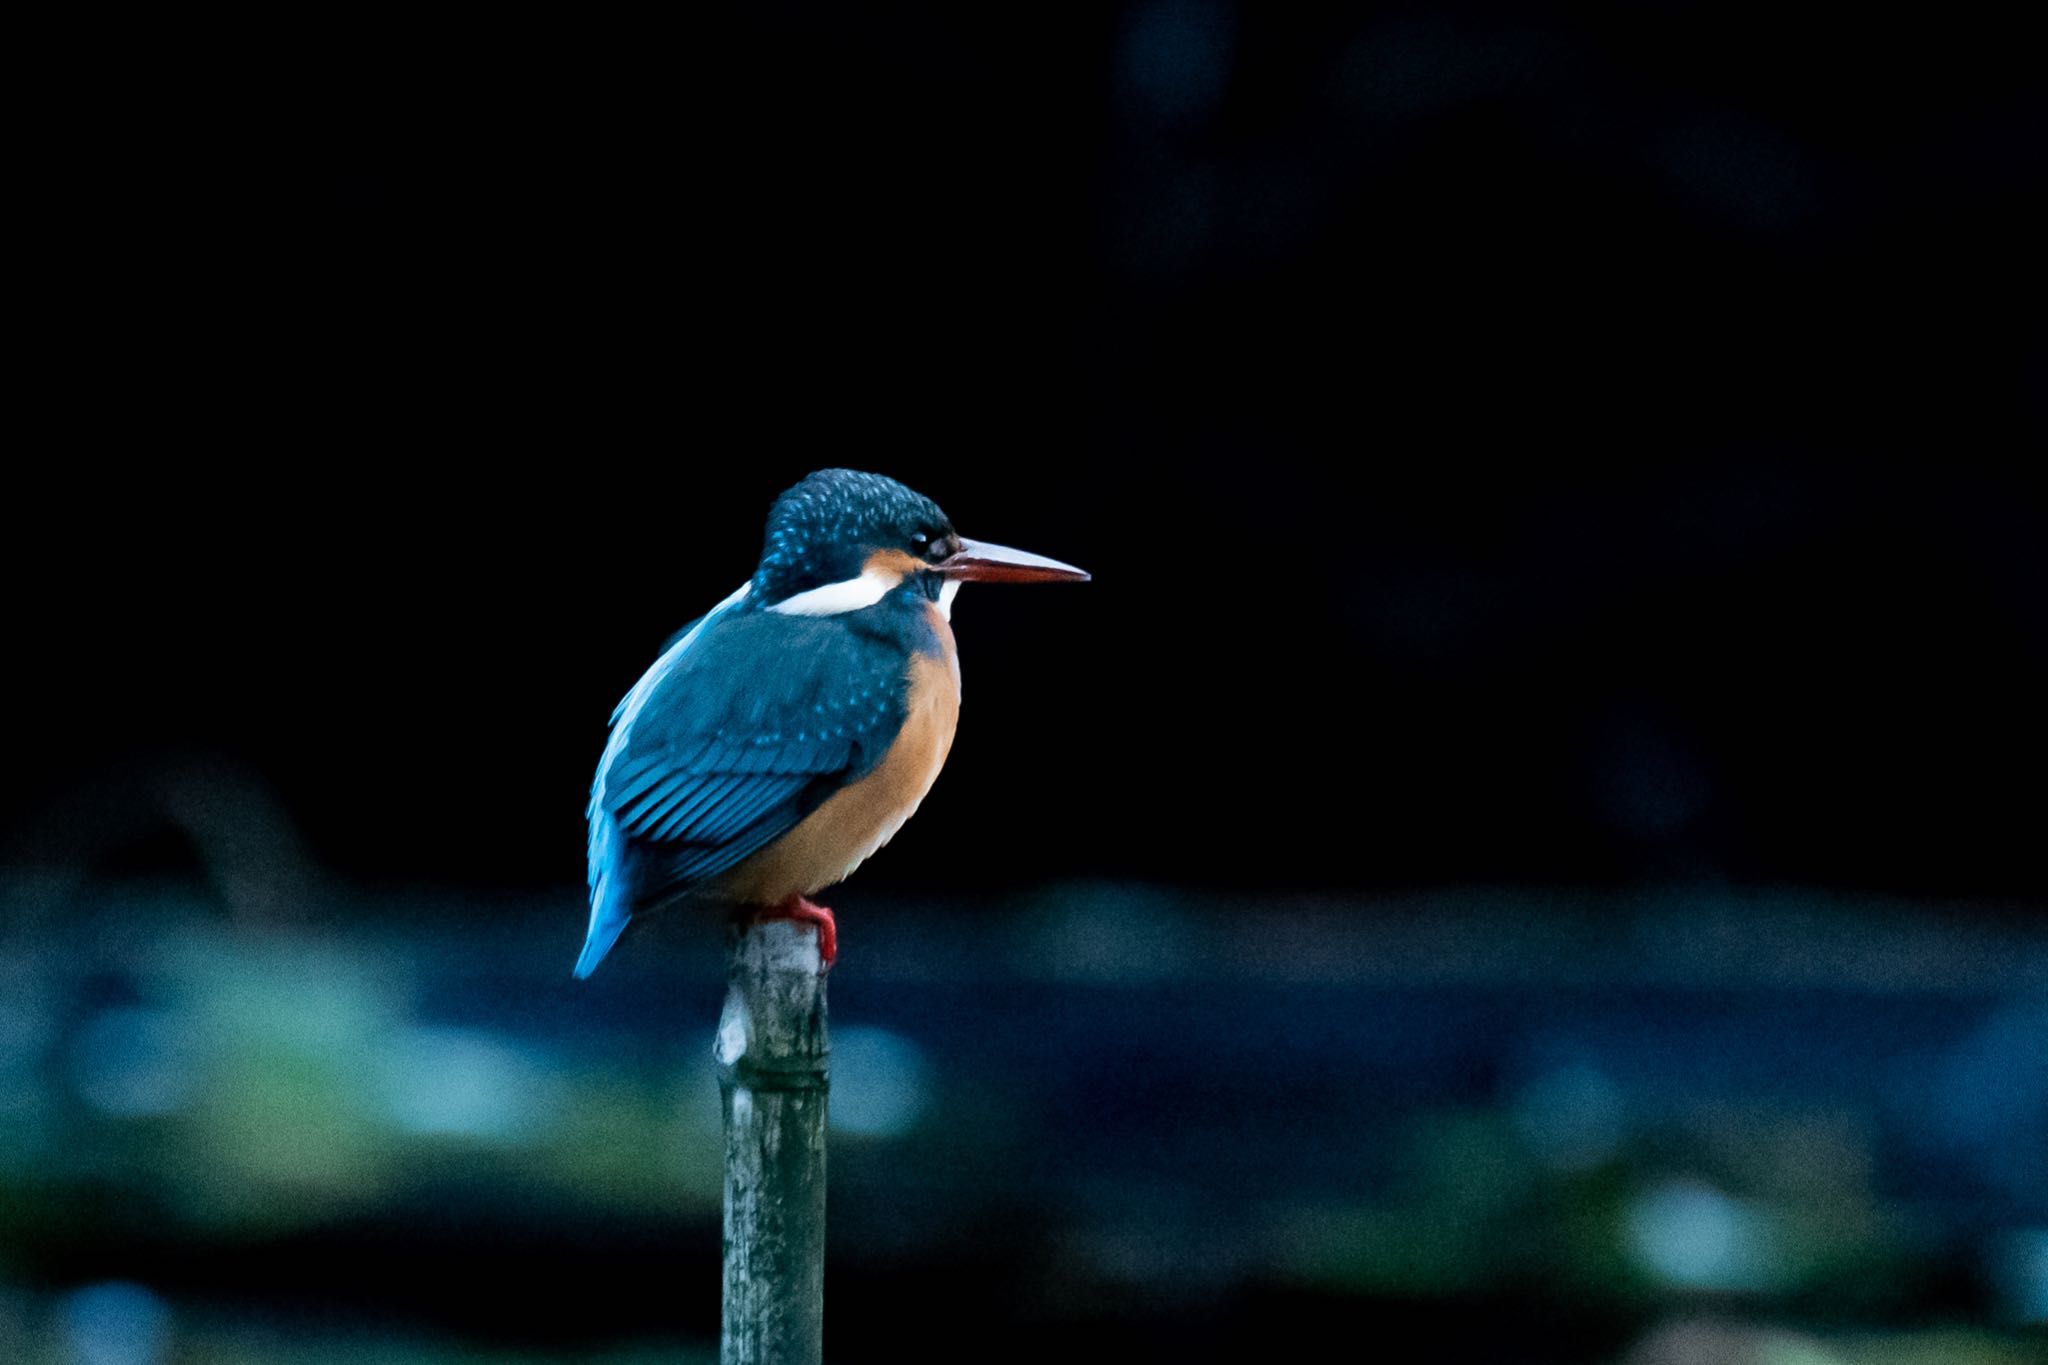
[578,588,910,977]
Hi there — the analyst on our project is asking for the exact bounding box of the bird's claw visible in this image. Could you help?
[743,896,838,970]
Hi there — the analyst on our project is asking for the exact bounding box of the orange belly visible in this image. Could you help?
[718,612,961,905]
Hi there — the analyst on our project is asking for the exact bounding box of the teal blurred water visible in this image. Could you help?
[1,878,2042,1361]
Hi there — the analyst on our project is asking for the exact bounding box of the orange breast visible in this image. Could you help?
[718,606,961,905]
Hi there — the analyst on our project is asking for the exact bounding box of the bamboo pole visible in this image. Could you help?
[715,920,829,1365]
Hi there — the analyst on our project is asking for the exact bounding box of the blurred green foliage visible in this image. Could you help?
[1,883,2041,1361]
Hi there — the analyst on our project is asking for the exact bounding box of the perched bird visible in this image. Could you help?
[577,469,1089,977]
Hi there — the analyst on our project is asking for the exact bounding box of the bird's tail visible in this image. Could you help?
[573,899,631,979]
[577,807,632,979]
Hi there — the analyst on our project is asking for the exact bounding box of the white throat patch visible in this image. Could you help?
[937,578,961,622]
[768,565,902,616]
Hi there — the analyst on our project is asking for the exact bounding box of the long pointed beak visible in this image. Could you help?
[935,537,1091,584]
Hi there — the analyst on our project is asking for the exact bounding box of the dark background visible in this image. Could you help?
[6,4,2045,1362]
[14,4,2046,903]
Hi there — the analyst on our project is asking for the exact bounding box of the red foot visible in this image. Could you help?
[744,895,837,968]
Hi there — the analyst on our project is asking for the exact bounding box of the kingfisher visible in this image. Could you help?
[576,469,1089,977]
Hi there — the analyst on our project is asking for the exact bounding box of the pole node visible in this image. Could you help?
[717,918,829,1365]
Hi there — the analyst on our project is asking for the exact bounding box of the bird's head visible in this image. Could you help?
[753,469,1088,615]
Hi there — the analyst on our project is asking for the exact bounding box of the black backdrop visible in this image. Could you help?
[12,3,2044,906]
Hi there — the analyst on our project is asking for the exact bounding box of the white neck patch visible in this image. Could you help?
[769,565,902,616]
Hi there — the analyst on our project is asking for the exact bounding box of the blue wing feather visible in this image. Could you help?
[577,587,914,978]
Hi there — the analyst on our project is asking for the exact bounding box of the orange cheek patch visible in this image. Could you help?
[865,548,929,576]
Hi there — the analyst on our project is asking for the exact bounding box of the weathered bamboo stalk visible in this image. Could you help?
[715,920,829,1365]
